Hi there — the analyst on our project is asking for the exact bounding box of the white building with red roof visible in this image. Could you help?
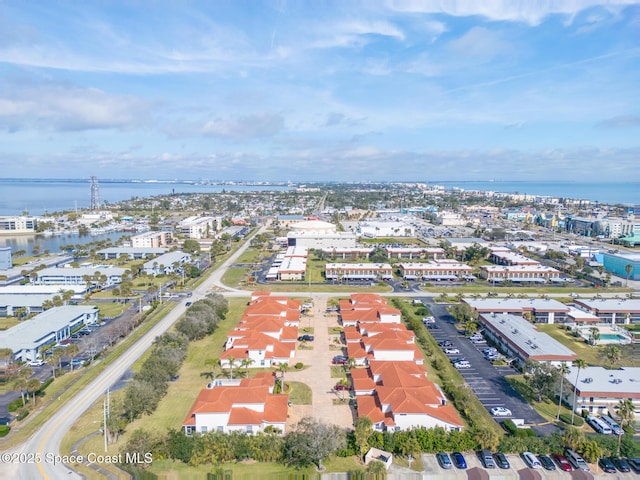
[351,361,463,432]
[339,294,401,327]
[345,323,423,366]
[183,372,288,435]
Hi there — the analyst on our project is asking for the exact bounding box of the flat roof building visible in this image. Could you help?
[0,306,98,362]
[97,247,166,260]
[399,261,474,281]
[573,298,640,324]
[142,250,191,276]
[464,298,570,324]
[325,263,393,281]
[35,266,126,287]
[131,231,173,248]
[479,313,577,367]
[563,366,640,417]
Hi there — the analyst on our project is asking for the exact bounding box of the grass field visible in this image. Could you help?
[536,324,640,367]
[0,317,20,330]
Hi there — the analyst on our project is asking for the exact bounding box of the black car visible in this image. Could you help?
[438,341,453,347]
[629,458,640,473]
[332,355,348,365]
[298,335,315,342]
[494,453,510,469]
[538,455,556,471]
[599,457,617,473]
[610,457,630,473]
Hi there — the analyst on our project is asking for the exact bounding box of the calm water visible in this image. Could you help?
[433,181,639,205]
[0,179,292,216]
[0,231,128,252]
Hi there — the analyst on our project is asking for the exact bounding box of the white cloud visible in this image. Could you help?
[201,113,285,139]
[0,82,152,132]
[385,0,640,26]
[311,19,405,49]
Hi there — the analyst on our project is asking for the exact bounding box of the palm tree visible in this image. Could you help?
[556,362,570,421]
[571,358,587,426]
[27,378,41,406]
[589,327,600,345]
[204,357,220,381]
[625,263,633,287]
[562,427,584,450]
[605,345,621,367]
[277,363,289,393]
[66,344,79,371]
[8,376,28,406]
[227,357,238,380]
[241,358,255,378]
[617,399,635,429]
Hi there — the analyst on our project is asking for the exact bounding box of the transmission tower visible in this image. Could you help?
[90,176,100,211]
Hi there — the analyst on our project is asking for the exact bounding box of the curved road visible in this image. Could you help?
[4,224,264,479]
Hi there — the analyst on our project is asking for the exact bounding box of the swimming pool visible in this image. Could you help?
[578,326,632,345]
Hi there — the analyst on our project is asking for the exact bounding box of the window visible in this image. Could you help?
[200,426,207,433]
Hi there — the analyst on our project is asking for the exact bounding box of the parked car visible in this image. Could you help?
[28,359,45,367]
[451,452,467,469]
[438,341,453,347]
[494,453,510,469]
[185,301,192,307]
[599,457,617,473]
[490,407,512,417]
[335,383,350,391]
[522,452,542,469]
[332,355,348,365]
[611,457,630,473]
[538,455,556,471]
[298,335,315,342]
[454,361,471,369]
[436,452,452,469]
[443,348,460,355]
[628,458,640,473]
[550,453,573,472]
[481,449,496,469]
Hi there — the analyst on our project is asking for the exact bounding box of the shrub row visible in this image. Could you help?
[0,425,10,437]
[502,419,536,437]
[559,413,584,426]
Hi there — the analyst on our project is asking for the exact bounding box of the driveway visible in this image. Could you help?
[285,295,353,429]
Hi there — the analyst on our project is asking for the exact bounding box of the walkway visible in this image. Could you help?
[286,295,353,428]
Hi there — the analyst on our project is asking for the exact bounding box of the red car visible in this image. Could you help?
[551,453,573,472]
[335,383,350,391]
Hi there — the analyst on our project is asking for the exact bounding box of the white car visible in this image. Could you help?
[454,361,471,369]
[490,407,512,417]
[443,348,460,355]
[28,360,45,367]
[522,452,542,469]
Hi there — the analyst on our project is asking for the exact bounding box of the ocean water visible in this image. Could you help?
[0,179,637,217]
[0,179,292,216]
[433,181,639,206]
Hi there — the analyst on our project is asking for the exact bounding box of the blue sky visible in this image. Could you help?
[0,0,639,182]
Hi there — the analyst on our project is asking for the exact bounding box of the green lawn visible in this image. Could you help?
[536,324,640,367]
[0,317,20,330]
[288,381,312,405]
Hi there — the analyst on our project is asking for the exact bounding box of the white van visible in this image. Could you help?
[600,415,623,435]
[565,448,590,471]
[587,416,612,435]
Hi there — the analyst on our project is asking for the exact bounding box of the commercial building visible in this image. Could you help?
[563,366,640,417]
[287,220,357,249]
[573,298,640,324]
[445,237,490,252]
[399,260,474,281]
[0,306,98,362]
[0,216,38,234]
[142,250,191,276]
[35,267,126,287]
[479,264,563,284]
[131,231,173,248]
[97,247,166,260]
[0,285,87,317]
[463,298,570,324]
[321,247,373,260]
[479,313,577,367]
[601,252,640,281]
[178,216,221,239]
[385,247,445,261]
[357,221,415,237]
[325,263,393,281]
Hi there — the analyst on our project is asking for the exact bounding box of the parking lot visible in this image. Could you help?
[419,298,556,435]
[416,452,640,480]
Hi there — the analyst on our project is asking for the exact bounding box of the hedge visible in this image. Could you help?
[559,413,584,426]
[7,398,23,412]
[16,410,29,421]
[0,425,10,437]
[503,419,536,437]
